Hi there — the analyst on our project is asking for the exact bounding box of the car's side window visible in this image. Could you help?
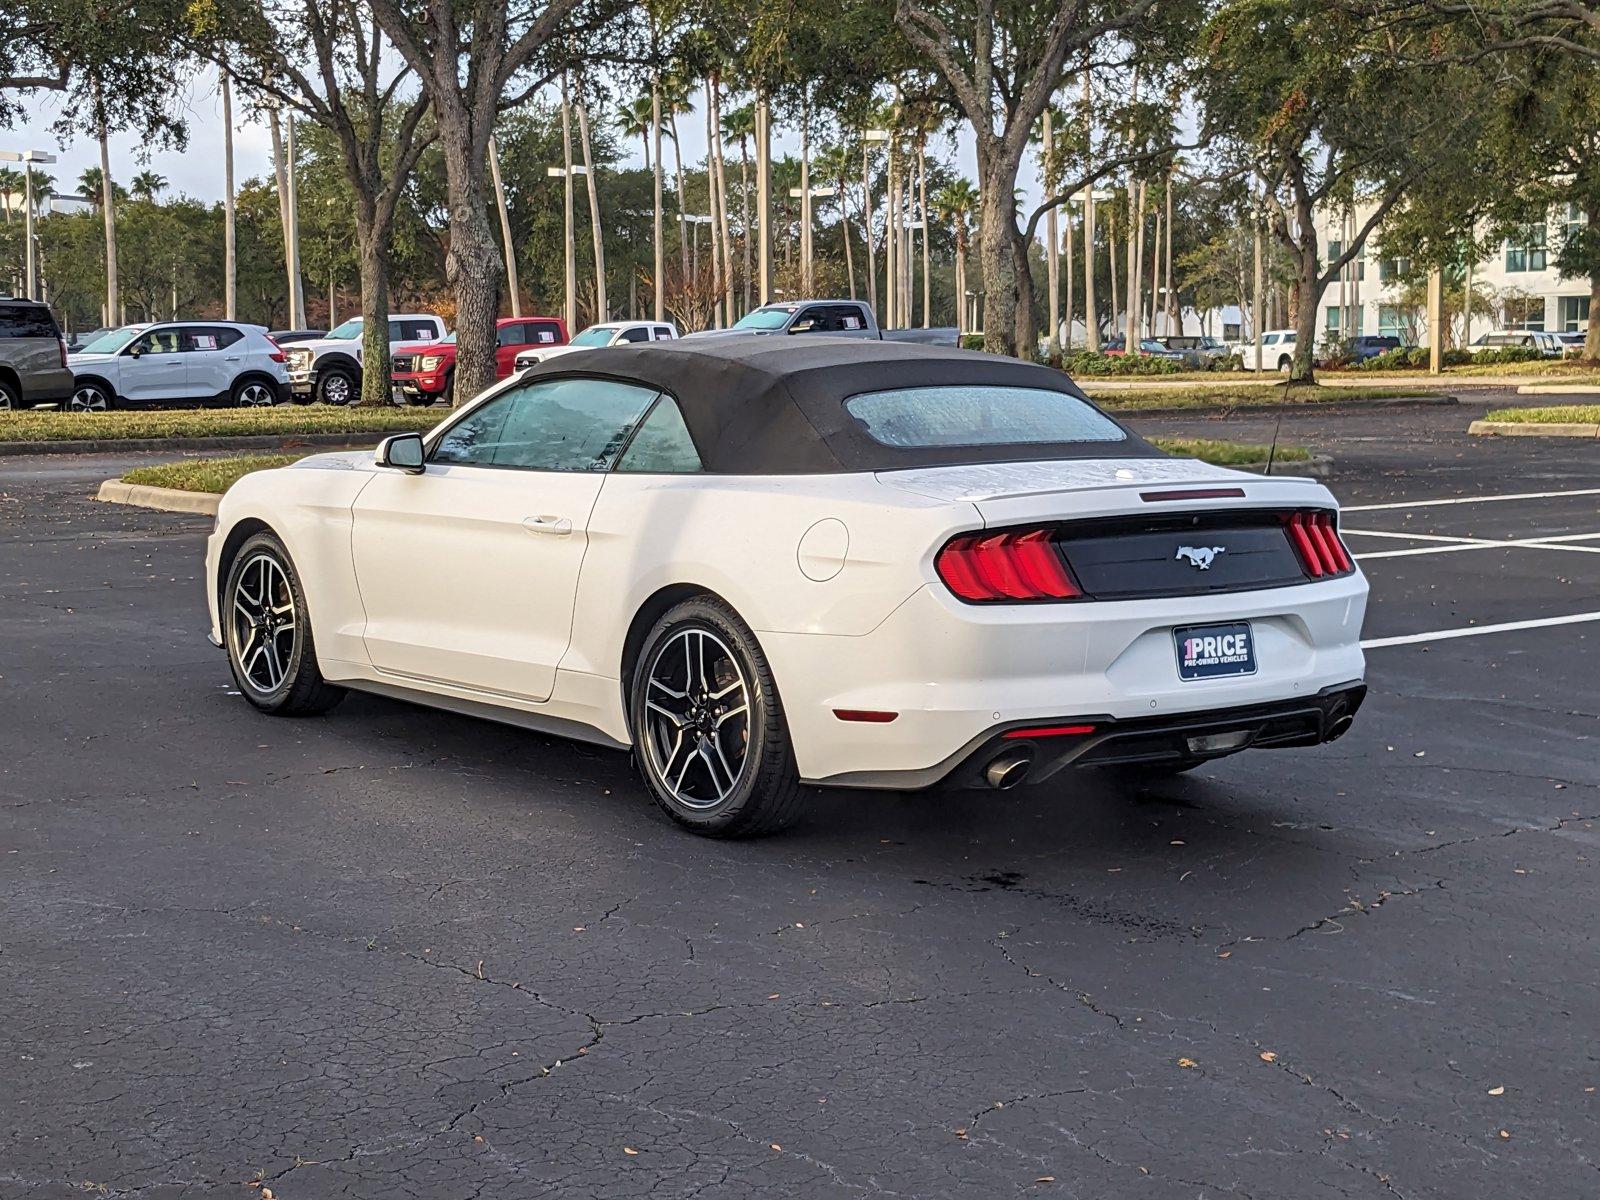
[615,397,703,474]
[618,327,650,343]
[791,306,831,333]
[495,323,526,347]
[430,377,660,472]
[830,305,868,331]
[133,329,182,355]
[526,320,563,344]
[653,327,674,340]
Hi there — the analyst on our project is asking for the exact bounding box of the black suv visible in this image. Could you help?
[0,298,72,410]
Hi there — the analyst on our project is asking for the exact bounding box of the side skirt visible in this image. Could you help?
[343,677,631,751]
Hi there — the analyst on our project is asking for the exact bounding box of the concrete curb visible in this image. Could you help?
[1229,454,1334,479]
[96,478,222,515]
[1515,383,1600,395]
[1107,395,1456,418]
[1469,420,1600,438]
[0,431,390,457]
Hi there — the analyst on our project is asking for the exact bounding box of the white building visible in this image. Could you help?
[1314,202,1591,344]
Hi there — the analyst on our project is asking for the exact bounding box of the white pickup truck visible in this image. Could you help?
[513,320,679,371]
[284,313,448,405]
[687,299,958,345]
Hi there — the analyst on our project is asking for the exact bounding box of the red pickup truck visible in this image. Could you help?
[390,315,568,405]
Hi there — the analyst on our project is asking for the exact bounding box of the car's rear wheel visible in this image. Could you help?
[0,378,18,409]
[68,381,112,412]
[232,378,278,407]
[316,367,355,406]
[630,597,804,836]
[224,532,344,716]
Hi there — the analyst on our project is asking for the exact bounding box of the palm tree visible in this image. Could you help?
[722,102,755,312]
[615,94,654,173]
[77,167,105,206]
[130,170,167,202]
[659,72,694,278]
[935,178,978,336]
[815,143,856,298]
[0,167,21,223]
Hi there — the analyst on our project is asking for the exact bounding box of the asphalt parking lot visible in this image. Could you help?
[2,394,1596,1199]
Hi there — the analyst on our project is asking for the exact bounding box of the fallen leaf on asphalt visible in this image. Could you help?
[1217,951,1231,959]
[1170,839,1186,845]
[1499,1130,1510,1139]
[770,1143,782,1151]
[1034,1176,1055,1184]
[1260,1052,1278,1063]
[955,1128,968,1139]
[1488,1086,1505,1095]
[473,1135,485,1144]
[767,993,780,1000]
[624,1146,639,1155]
[1177,1057,1197,1068]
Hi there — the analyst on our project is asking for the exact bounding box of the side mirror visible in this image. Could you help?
[127,345,143,359]
[375,432,426,475]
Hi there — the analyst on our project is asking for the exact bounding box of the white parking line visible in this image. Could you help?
[1346,529,1600,560]
[1345,486,1600,513]
[1363,610,1600,648]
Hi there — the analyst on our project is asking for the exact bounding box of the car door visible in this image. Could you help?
[494,322,527,377]
[180,326,243,400]
[349,375,662,703]
[120,327,188,404]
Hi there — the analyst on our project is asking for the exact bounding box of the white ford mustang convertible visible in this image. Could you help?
[205,338,1368,835]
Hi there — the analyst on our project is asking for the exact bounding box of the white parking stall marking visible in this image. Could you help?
[1363,611,1600,649]
[1344,487,1600,513]
[1345,530,1600,560]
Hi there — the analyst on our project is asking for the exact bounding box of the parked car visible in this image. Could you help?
[391,317,567,406]
[65,326,114,353]
[513,320,678,372]
[0,296,73,410]
[1109,338,1184,361]
[285,314,447,405]
[1468,330,1566,358]
[1555,331,1586,358]
[269,329,328,346]
[205,337,1367,837]
[1233,329,1301,372]
[1317,334,1405,367]
[1150,335,1229,367]
[688,300,958,345]
[66,322,288,411]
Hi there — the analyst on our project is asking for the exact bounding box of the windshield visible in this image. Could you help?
[326,318,363,340]
[731,307,794,331]
[845,385,1126,449]
[78,326,143,355]
[571,326,617,347]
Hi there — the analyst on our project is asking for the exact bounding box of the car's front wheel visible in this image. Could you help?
[0,378,18,409]
[315,367,355,406]
[630,597,804,836]
[68,381,112,412]
[224,531,344,716]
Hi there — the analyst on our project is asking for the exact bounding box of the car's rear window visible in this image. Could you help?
[844,385,1126,449]
[0,304,60,339]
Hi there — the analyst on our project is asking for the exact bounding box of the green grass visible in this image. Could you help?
[1482,405,1600,424]
[1440,359,1599,379]
[1092,383,1433,411]
[0,404,446,443]
[1152,437,1310,465]
[122,454,311,493]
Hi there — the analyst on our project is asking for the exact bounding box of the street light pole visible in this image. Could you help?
[2,150,57,301]
[862,130,888,321]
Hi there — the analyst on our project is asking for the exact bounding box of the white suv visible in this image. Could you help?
[66,323,289,411]
[1233,329,1300,372]
[513,320,678,371]
[284,314,447,405]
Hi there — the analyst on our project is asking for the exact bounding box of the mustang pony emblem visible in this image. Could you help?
[1175,545,1226,570]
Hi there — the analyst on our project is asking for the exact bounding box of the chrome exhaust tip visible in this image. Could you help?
[1325,713,1355,742]
[985,750,1033,790]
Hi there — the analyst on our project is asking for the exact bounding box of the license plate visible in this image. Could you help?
[391,385,405,406]
[1175,622,1257,680]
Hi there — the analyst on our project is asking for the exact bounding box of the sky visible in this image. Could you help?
[3,65,1006,210]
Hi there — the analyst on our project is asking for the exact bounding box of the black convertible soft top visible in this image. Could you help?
[517,335,1162,474]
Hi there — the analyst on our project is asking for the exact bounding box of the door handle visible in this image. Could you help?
[224,355,242,361]
[522,515,573,536]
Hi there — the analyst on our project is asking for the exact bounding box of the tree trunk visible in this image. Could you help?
[669,110,689,279]
[861,140,876,318]
[353,213,394,407]
[221,68,236,321]
[97,109,119,325]
[799,92,811,297]
[918,137,930,328]
[756,95,771,305]
[840,179,855,300]
[559,73,577,332]
[739,136,752,315]
[977,169,1022,356]
[1587,198,1600,362]
[439,120,504,403]
[954,237,965,335]
[651,78,665,320]
[576,87,606,322]
[709,78,734,322]
[488,134,521,317]
[1291,251,1319,382]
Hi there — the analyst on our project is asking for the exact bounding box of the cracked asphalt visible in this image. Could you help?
[2,392,1597,1198]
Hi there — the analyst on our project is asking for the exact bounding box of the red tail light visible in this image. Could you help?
[1284,512,1353,578]
[58,337,69,368]
[936,529,1081,602]
[266,336,287,364]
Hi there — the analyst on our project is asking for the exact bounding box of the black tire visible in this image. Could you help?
[223,531,345,716]
[67,380,113,413]
[315,367,356,406]
[0,377,18,410]
[629,596,805,837]
[1277,356,1293,375]
[232,377,279,407]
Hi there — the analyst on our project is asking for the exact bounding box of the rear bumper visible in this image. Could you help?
[30,367,74,404]
[763,574,1368,787]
